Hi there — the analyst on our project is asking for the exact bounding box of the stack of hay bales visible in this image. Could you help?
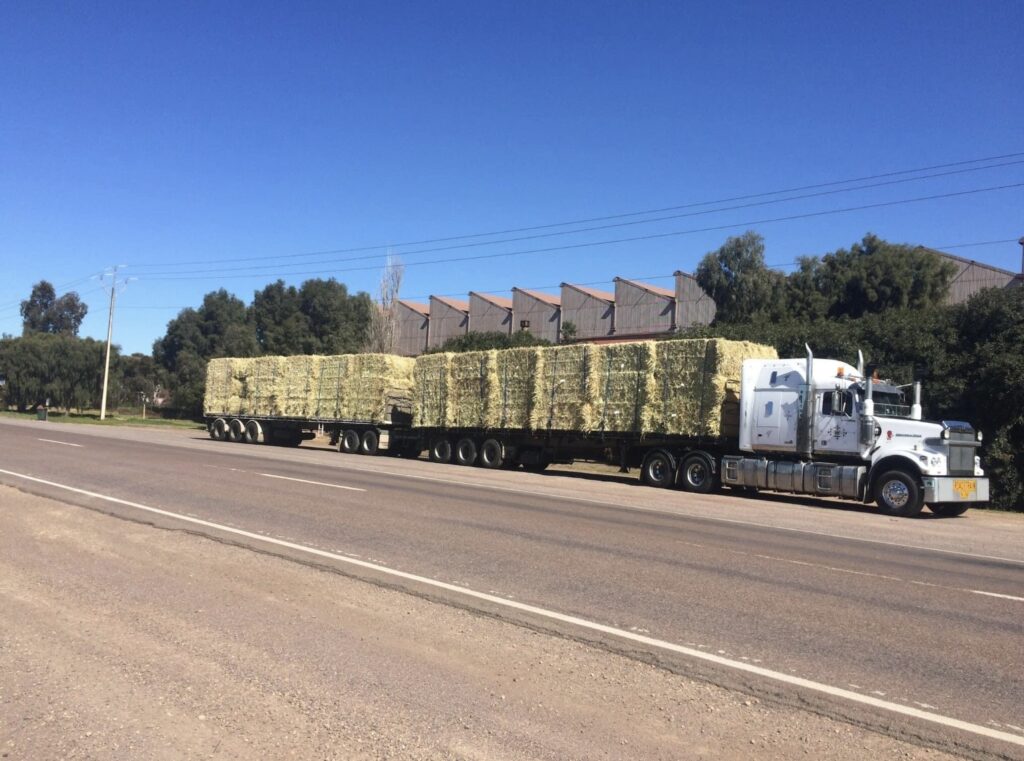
[204,353,414,424]
[592,341,658,434]
[651,338,777,437]
[412,353,452,428]
[203,358,237,416]
[447,350,497,428]
[336,353,415,423]
[490,346,543,429]
[530,344,601,432]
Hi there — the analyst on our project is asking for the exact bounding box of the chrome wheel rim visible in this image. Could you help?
[882,480,909,508]
[686,462,706,486]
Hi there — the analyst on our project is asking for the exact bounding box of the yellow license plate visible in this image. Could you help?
[953,479,977,499]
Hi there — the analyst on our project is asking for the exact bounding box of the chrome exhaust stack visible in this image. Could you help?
[797,344,815,459]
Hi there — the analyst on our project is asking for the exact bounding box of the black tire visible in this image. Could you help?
[479,438,506,469]
[641,450,676,489]
[228,418,245,443]
[210,418,228,441]
[340,429,361,454]
[679,453,717,494]
[429,438,453,463]
[244,419,262,444]
[454,437,478,466]
[360,429,380,456]
[874,470,924,517]
[929,502,970,517]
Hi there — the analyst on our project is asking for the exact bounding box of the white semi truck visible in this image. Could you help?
[719,348,987,517]
[205,345,989,518]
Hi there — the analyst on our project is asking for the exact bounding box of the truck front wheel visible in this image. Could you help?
[873,470,924,517]
[679,453,717,494]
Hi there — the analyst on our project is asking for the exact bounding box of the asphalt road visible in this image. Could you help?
[1,418,1021,759]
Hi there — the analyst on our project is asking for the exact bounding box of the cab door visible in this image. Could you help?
[815,389,860,456]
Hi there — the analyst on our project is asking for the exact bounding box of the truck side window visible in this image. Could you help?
[821,393,833,415]
[769,371,777,385]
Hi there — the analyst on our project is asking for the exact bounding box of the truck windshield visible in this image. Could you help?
[872,390,911,418]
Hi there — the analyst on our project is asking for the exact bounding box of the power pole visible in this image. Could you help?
[98,266,128,421]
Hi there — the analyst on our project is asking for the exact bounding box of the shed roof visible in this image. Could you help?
[614,276,675,299]
[561,283,615,302]
[917,247,1018,278]
[430,295,469,312]
[396,299,430,316]
[469,291,513,309]
[512,287,561,307]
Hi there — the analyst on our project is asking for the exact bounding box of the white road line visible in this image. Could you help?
[37,439,83,448]
[0,466,1021,750]
[258,473,365,492]
[971,590,1024,602]
[675,539,1021,603]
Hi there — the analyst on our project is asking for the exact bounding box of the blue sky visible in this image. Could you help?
[2,1,1022,354]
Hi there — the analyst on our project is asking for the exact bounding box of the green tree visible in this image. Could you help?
[0,333,109,411]
[796,235,957,319]
[20,280,89,336]
[428,330,551,353]
[251,278,374,355]
[153,290,258,416]
[696,232,785,324]
[252,280,308,354]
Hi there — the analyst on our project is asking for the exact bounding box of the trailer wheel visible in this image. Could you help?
[210,418,228,441]
[228,418,245,443]
[340,429,361,454]
[679,453,717,494]
[454,437,477,466]
[479,438,506,469]
[641,450,676,489]
[360,429,380,456]
[929,502,970,517]
[243,419,263,444]
[873,470,924,517]
[429,438,452,463]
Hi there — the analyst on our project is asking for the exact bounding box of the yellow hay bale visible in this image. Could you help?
[447,350,497,428]
[413,353,452,428]
[340,353,415,423]
[530,344,601,432]
[592,341,658,434]
[488,347,542,430]
[277,355,320,417]
[203,358,234,416]
[652,338,777,436]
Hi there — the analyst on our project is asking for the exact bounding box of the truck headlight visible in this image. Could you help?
[941,429,950,439]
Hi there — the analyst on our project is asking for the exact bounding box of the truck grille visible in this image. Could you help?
[948,432,976,476]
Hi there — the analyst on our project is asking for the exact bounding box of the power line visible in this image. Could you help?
[125,156,1024,274]
[121,150,1024,270]
[138,182,1024,282]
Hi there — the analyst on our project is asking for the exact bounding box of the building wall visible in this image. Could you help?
[613,279,675,335]
[394,302,429,356]
[427,298,469,348]
[942,259,1016,304]
[560,286,614,339]
[511,289,561,343]
[468,293,512,335]
[675,272,717,328]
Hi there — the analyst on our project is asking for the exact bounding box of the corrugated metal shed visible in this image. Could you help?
[921,248,1018,304]
[511,288,561,343]
[427,296,469,348]
[468,292,513,335]
[560,283,614,339]
[613,277,675,335]
[394,300,430,356]
[674,271,717,327]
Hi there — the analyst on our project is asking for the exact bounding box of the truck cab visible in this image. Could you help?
[725,352,989,517]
